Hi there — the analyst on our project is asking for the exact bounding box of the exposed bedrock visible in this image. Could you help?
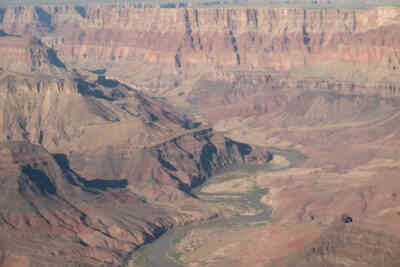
[187,70,400,126]
[0,33,65,73]
[0,141,167,267]
[2,6,400,72]
[269,219,400,267]
[0,65,271,202]
[0,74,271,265]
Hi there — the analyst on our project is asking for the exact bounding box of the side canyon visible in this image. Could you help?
[1,2,400,267]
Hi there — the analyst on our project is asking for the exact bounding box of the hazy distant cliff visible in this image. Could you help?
[1,5,400,72]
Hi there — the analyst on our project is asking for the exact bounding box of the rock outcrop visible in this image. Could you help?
[269,220,400,267]
[118,128,271,201]
[0,33,65,73]
[188,70,400,126]
[0,141,153,266]
[2,3,400,267]
[1,5,400,98]
[2,5,400,73]
[0,66,185,149]
[0,37,273,265]
[0,128,270,266]
[0,66,271,185]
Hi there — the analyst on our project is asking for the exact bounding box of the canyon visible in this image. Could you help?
[2,4,400,99]
[0,1,400,267]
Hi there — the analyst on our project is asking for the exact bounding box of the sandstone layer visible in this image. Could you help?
[0,33,65,73]
[1,3,400,267]
[0,31,272,266]
[2,5,400,74]
[2,5,400,97]
[0,141,168,267]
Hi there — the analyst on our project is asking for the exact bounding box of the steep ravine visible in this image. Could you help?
[0,59,274,266]
[0,131,273,266]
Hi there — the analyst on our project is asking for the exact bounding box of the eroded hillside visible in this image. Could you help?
[1,3,400,267]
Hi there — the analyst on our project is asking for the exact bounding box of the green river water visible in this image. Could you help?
[122,147,306,267]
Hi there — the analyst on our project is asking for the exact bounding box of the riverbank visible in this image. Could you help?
[123,147,305,267]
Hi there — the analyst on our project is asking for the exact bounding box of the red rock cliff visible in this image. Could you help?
[1,5,400,73]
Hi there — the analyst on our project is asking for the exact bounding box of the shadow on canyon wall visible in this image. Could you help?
[53,153,128,192]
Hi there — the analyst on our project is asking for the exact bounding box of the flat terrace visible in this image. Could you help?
[144,126,213,149]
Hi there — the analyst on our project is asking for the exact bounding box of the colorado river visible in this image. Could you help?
[123,147,306,267]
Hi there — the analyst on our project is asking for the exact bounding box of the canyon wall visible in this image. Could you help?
[1,4,400,266]
[0,33,65,73]
[0,57,272,266]
[0,141,185,266]
[1,5,400,73]
[0,63,271,200]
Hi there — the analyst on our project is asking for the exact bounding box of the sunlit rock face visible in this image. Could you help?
[2,5,400,72]
[0,2,400,267]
